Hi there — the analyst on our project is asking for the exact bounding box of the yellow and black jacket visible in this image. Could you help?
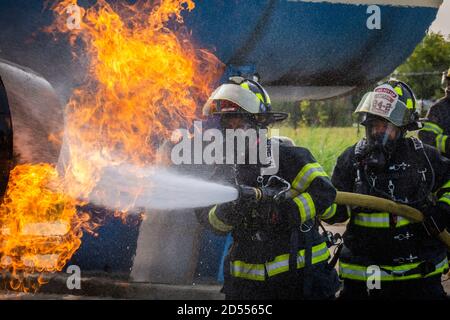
[419,94,450,158]
[200,143,338,297]
[329,137,450,282]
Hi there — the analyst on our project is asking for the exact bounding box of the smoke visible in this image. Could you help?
[88,164,238,211]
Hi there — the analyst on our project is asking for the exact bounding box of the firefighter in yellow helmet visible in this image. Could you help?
[327,80,450,299]
[197,76,340,300]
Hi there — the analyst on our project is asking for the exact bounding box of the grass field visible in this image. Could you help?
[274,126,364,175]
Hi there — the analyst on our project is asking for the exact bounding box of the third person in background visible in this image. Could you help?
[419,69,450,157]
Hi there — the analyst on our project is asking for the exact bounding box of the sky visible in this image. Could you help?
[430,0,450,36]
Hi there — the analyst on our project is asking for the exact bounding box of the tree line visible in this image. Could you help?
[274,32,450,128]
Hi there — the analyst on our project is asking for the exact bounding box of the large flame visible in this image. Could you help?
[0,164,90,292]
[0,0,223,292]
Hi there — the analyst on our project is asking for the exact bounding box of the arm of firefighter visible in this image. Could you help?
[327,148,356,224]
[280,148,337,224]
[419,121,449,155]
[419,105,449,154]
[430,150,450,229]
[204,202,245,235]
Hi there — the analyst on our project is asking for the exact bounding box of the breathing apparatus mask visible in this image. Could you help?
[362,115,404,172]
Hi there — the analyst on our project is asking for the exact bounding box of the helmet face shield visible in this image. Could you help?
[355,89,412,127]
[365,117,402,148]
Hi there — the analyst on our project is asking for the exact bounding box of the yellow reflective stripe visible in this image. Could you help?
[406,98,414,109]
[394,86,403,96]
[208,206,233,233]
[438,193,450,206]
[354,212,390,228]
[436,134,448,153]
[308,241,330,266]
[255,92,264,103]
[232,242,331,280]
[396,216,412,227]
[353,213,412,228]
[240,82,250,90]
[440,180,450,190]
[321,204,337,220]
[266,242,330,277]
[422,122,443,135]
[292,162,328,192]
[265,254,290,277]
[231,261,265,281]
[293,193,316,223]
[339,258,449,281]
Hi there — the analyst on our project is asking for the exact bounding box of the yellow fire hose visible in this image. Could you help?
[335,191,450,251]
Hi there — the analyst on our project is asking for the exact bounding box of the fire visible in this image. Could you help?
[48,0,223,200]
[0,0,223,292]
[0,164,88,292]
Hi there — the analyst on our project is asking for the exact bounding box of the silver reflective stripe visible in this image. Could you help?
[354,214,390,227]
[266,259,289,274]
[340,257,449,281]
[231,262,266,281]
[321,204,336,220]
[295,166,326,191]
[312,246,329,262]
[435,258,448,270]
[294,193,314,222]
[266,242,330,276]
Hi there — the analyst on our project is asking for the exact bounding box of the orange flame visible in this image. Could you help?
[0,0,223,292]
[0,164,91,292]
[49,0,223,199]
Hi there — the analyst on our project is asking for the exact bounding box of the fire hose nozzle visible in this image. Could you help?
[237,185,262,202]
[237,176,291,203]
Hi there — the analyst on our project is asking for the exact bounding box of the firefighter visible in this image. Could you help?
[197,76,340,300]
[419,69,450,158]
[327,80,450,299]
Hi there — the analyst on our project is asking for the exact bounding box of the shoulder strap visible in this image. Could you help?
[410,137,424,151]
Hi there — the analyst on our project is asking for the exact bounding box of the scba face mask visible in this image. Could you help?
[364,118,403,171]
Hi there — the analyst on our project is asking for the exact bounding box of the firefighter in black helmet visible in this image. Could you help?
[197,76,340,300]
[419,69,450,158]
[326,80,450,299]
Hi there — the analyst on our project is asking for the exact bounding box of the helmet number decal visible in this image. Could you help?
[371,85,398,117]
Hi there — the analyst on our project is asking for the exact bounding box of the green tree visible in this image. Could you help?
[394,32,450,100]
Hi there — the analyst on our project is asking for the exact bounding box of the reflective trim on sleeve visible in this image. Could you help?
[436,134,448,154]
[422,122,443,135]
[208,205,233,233]
[440,180,450,190]
[293,192,316,223]
[292,162,328,192]
[321,204,337,220]
[438,193,450,207]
